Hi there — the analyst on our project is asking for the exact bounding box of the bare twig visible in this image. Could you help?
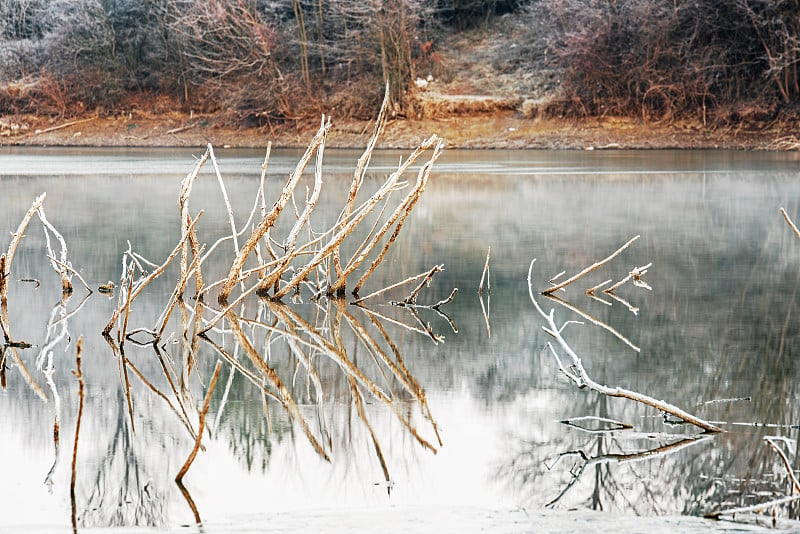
[765,436,800,494]
[37,206,73,293]
[542,235,640,295]
[529,259,721,433]
[479,246,491,296]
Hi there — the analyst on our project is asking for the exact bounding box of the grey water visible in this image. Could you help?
[1,147,800,532]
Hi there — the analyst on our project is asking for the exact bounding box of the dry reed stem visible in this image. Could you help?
[218,119,331,302]
[225,309,331,461]
[781,207,800,240]
[333,85,391,280]
[252,145,273,282]
[348,141,440,295]
[175,360,222,482]
[271,136,439,301]
[542,235,640,295]
[70,336,84,532]
[334,139,443,295]
[178,147,210,293]
[529,259,721,433]
[479,246,491,296]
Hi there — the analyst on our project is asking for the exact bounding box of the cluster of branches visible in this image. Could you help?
[525,0,800,122]
[0,0,513,121]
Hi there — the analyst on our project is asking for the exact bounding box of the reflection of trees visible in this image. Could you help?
[199,297,444,467]
[498,393,714,514]
[78,389,168,528]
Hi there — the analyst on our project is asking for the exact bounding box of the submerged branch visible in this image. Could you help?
[529,259,721,433]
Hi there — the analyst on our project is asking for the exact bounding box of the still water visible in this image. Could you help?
[1,147,800,532]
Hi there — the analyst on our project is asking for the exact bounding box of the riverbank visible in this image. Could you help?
[2,110,798,151]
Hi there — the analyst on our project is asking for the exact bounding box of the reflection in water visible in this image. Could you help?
[3,148,800,530]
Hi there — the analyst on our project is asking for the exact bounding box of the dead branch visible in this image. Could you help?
[403,265,443,305]
[45,255,91,294]
[352,267,443,305]
[781,207,800,240]
[334,138,444,296]
[104,213,203,336]
[479,246,491,296]
[333,84,390,281]
[544,293,640,352]
[542,235,640,295]
[259,117,328,293]
[602,262,652,294]
[765,436,800,494]
[547,434,711,507]
[176,360,222,482]
[70,336,84,532]
[5,193,46,279]
[529,259,721,433]
[704,495,800,520]
[37,206,73,293]
[34,117,94,135]
[166,123,196,135]
[271,135,440,301]
[218,118,330,302]
[479,292,491,338]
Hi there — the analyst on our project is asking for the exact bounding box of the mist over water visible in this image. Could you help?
[1,147,799,532]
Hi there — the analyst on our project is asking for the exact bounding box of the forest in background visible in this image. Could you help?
[2,0,800,129]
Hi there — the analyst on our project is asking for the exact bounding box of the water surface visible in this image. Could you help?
[1,147,799,532]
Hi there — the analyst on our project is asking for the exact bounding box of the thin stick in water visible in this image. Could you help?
[542,235,639,295]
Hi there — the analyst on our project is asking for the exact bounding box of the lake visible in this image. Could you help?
[1,146,799,533]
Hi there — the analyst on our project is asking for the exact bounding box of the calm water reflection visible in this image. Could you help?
[1,147,800,531]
